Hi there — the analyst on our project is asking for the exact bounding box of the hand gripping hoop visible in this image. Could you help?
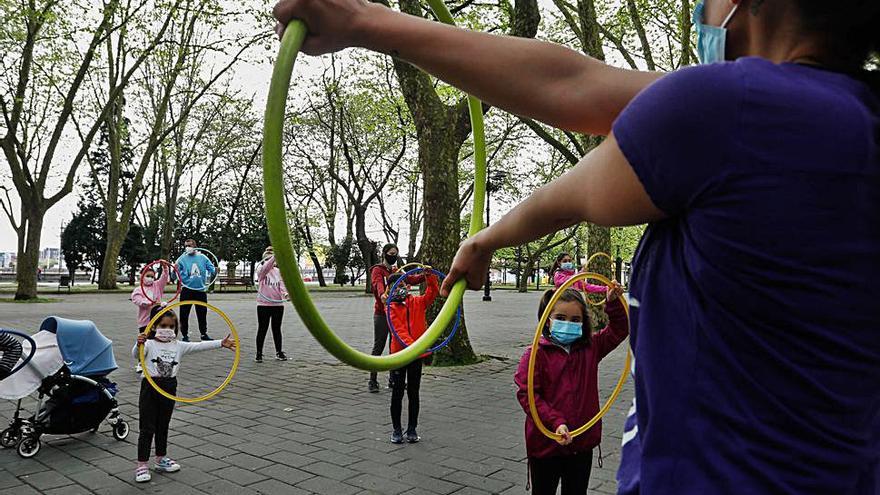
[262,0,487,371]
[139,259,182,305]
[584,252,613,306]
[528,272,632,440]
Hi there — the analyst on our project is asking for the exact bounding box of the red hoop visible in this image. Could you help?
[139,259,182,305]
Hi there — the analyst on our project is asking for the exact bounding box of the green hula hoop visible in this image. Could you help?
[263,2,486,371]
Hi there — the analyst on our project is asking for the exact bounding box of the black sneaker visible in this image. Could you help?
[368,381,380,393]
[200,333,213,341]
[390,429,404,444]
[275,352,288,361]
[405,429,421,443]
[254,355,263,363]
[181,335,190,342]
[387,378,394,389]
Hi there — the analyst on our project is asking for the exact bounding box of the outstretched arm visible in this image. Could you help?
[442,134,664,295]
[272,0,659,135]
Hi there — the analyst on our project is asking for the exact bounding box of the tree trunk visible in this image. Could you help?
[14,211,44,300]
[354,206,376,294]
[419,130,479,366]
[587,223,612,328]
[99,219,124,289]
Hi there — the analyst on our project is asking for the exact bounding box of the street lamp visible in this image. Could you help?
[483,169,507,302]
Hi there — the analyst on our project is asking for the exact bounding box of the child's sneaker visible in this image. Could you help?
[405,429,421,443]
[181,335,190,342]
[135,363,143,374]
[390,429,404,444]
[254,354,263,363]
[154,457,180,473]
[135,465,151,482]
[275,352,288,361]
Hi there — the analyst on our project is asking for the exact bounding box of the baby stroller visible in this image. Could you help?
[0,317,129,458]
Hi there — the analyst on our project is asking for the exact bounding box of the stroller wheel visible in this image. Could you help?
[112,421,130,441]
[17,436,41,458]
[0,428,21,448]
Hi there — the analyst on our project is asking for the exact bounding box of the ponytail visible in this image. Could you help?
[795,1,880,77]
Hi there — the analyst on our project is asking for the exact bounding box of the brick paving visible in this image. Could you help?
[0,289,633,494]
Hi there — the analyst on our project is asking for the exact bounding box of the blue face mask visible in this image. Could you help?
[692,1,740,65]
[560,262,575,272]
[550,319,583,345]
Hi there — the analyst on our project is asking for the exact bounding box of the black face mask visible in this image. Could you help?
[384,254,398,265]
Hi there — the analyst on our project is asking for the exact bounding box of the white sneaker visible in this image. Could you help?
[135,364,142,374]
[135,466,151,482]
[154,457,180,473]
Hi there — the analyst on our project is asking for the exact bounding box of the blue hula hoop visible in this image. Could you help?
[0,329,37,378]
[385,267,462,354]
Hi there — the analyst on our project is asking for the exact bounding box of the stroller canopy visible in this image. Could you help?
[41,317,117,376]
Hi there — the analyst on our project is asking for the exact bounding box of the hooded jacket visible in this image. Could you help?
[514,297,628,458]
[387,274,439,354]
[131,269,170,328]
[370,263,425,316]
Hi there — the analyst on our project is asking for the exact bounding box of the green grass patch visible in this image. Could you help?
[0,297,62,303]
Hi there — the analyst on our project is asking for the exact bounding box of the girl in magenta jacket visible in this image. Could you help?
[514,282,628,495]
[550,252,605,295]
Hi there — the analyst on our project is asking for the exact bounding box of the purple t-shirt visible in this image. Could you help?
[612,57,880,494]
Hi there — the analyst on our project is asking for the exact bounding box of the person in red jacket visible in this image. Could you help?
[385,271,439,444]
[368,243,423,393]
[514,281,627,495]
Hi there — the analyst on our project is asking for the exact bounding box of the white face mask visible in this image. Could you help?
[185,246,195,255]
[144,276,155,285]
[155,327,176,342]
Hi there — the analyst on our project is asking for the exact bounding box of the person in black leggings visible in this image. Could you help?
[255,247,288,362]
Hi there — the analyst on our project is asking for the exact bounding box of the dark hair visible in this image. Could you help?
[794,2,880,73]
[382,243,398,257]
[387,273,404,288]
[149,310,180,339]
[184,238,197,246]
[537,288,592,346]
[549,252,573,279]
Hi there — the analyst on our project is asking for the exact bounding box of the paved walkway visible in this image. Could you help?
[0,289,633,494]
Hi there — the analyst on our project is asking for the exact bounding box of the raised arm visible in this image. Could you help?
[272,0,659,135]
[442,134,664,295]
[258,256,277,281]
[593,297,630,361]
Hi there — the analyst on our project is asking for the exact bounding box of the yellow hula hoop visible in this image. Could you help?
[584,252,614,306]
[527,272,632,441]
[395,262,432,274]
[138,300,241,404]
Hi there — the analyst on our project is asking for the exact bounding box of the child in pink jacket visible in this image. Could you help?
[131,265,170,333]
[550,252,605,294]
[255,246,288,362]
[514,282,628,495]
[131,264,170,373]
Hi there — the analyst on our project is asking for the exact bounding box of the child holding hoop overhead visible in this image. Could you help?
[132,310,235,483]
[550,252,605,294]
[385,271,438,444]
[255,246,289,363]
[514,282,626,495]
[131,265,170,334]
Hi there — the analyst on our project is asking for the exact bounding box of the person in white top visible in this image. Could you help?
[132,310,234,483]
